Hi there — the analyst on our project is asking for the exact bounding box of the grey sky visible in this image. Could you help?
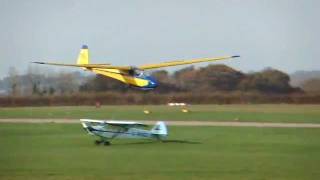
[0,0,319,77]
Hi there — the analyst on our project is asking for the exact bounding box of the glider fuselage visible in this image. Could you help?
[90,68,158,90]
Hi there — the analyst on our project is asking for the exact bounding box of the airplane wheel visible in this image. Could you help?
[104,141,111,146]
[95,140,101,145]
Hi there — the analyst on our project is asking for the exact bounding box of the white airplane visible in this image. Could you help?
[80,119,168,145]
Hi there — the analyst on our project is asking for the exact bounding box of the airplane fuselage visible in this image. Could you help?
[86,125,158,139]
[81,120,168,143]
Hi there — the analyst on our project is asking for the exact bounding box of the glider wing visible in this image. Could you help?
[139,55,240,70]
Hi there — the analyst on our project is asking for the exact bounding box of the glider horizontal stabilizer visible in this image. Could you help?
[32,62,131,70]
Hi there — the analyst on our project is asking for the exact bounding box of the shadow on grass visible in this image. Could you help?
[162,139,201,144]
[113,139,201,146]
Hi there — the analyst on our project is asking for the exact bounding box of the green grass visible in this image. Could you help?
[0,124,320,179]
[1,104,320,123]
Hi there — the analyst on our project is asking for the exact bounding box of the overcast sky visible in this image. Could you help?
[0,0,319,77]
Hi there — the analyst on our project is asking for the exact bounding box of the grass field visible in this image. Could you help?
[0,123,319,180]
[1,104,320,123]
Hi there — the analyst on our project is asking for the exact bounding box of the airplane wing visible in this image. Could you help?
[80,119,148,128]
[32,62,132,70]
[106,120,148,128]
[138,55,240,70]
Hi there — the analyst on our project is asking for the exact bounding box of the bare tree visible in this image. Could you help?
[8,66,20,96]
[56,72,78,95]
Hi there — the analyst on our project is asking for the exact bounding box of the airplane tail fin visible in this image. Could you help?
[77,45,89,65]
[151,121,168,139]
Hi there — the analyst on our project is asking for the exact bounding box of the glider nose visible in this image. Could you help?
[149,80,158,88]
[147,77,158,89]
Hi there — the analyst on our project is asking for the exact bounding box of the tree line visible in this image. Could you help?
[79,64,302,94]
[1,64,320,106]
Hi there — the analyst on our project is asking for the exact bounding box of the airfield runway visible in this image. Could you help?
[1,119,320,128]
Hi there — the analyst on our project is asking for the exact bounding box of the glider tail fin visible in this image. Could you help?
[151,121,168,139]
[77,45,89,65]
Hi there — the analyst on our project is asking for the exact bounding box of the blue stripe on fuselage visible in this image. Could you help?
[87,127,151,138]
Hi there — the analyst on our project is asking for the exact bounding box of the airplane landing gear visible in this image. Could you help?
[95,140,102,145]
[94,140,111,146]
[104,141,111,146]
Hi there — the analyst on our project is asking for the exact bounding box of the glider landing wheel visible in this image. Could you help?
[104,141,111,146]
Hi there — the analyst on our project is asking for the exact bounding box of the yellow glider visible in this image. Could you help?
[33,45,239,90]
